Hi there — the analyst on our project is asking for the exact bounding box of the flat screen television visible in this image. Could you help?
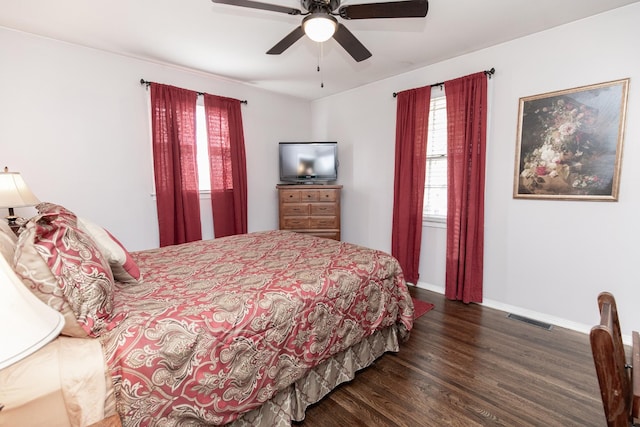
[279,142,338,184]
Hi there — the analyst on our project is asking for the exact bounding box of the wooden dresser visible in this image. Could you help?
[277,184,342,240]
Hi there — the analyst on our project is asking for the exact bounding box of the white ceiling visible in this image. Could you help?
[1,0,638,100]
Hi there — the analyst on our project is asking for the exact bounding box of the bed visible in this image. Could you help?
[0,203,414,426]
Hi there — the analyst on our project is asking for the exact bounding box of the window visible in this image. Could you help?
[423,94,447,222]
[152,103,221,195]
[196,103,211,192]
[195,102,235,193]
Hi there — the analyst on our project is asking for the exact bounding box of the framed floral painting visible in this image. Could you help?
[513,78,629,200]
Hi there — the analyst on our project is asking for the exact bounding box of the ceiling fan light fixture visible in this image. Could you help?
[302,13,337,42]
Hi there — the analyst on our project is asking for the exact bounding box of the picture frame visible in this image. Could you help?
[513,78,629,201]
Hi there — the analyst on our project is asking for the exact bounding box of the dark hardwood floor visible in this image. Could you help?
[299,286,605,426]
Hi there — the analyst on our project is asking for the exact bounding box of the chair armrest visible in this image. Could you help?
[632,331,640,421]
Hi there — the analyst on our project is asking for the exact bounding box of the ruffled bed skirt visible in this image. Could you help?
[228,325,403,426]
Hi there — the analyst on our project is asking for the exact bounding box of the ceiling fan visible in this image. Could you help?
[211,0,429,62]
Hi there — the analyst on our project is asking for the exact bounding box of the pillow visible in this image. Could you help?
[35,201,76,219]
[0,220,17,243]
[0,221,16,264]
[36,203,141,283]
[77,217,142,284]
[13,211,124,338]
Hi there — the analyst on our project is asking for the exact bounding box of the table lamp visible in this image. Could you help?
[0,167,40,230]
[0,254,65,369]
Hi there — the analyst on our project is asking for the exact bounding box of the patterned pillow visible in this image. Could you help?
[78,217,142,284]
[13,211,124,337]
[35,201,76,219]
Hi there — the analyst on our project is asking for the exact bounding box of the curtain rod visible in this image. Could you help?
[392,68,495,98]
[140,79,248,105]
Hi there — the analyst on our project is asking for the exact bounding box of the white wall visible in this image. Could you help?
[0,26,312,251]
[312,4,640,339]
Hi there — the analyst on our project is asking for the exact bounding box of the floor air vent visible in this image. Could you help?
[507,313,553,331]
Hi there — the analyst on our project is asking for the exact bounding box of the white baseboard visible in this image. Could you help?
[412,281,632,343]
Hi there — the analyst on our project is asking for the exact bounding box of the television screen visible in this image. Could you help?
[279,142,338,184]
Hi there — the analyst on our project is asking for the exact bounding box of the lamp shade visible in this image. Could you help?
[0,255,64,370]
[302,13,338,43]
[0,170,40,209]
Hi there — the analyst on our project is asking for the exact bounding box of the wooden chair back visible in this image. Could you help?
[590,291,638,426]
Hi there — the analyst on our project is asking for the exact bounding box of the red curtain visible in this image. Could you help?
[444,72,488,303]
[203,94,248,237]
[150,83,202,247]
[391,86,431,284]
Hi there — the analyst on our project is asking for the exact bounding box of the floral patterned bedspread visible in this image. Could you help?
[99,230,414,426]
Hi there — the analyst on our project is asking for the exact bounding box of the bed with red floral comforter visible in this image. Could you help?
[99,230,414,426]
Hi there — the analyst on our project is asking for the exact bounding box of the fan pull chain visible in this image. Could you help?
[317,42,324,88]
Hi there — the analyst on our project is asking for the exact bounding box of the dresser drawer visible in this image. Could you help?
[305,231,340,241]
[318,190,338,202]
[310,216,338,229]
[310,204,337,215]
[299,190,320,202]
[282,217,310,229]
[280,190,301,203]
[281,204,309,216]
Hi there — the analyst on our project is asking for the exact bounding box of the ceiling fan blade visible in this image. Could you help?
[339,0,428,19]
[333,23,372,62]
[211,0,301,15]
[266,26,305,54]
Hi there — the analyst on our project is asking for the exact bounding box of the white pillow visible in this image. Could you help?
[77,217,142,284]
[0,221,17,264]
